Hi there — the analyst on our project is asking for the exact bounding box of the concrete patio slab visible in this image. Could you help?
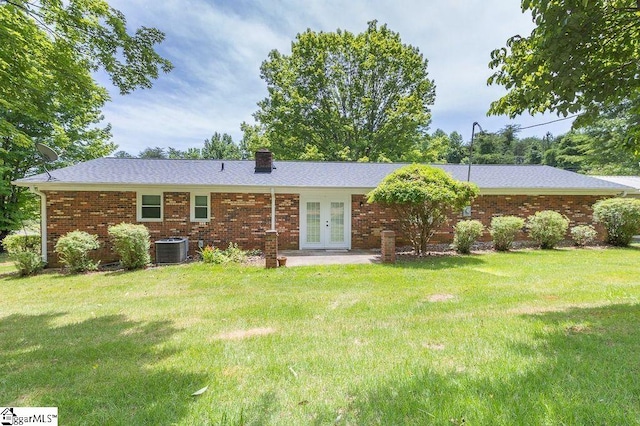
[278,250,381,266]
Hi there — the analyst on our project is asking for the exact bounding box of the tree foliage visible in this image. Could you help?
[488,0,640,145]
[0,0,172,243]
[253,21,435,161]
[367,164,478,254]
[202,132,242,159]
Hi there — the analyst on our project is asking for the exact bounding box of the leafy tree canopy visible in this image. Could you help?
[0,0,172,243]
[488,0,640,144]
[367,164,478,254]
[253,21,435,162]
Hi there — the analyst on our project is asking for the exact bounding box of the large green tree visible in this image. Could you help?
[0,0,172,244]
[252,21,435,162]
[488,0,640,145]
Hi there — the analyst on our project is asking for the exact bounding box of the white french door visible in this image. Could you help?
[300,195,351,249]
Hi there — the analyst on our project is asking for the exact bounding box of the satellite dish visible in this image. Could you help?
[35,143,59,181]
[36,143,59,162]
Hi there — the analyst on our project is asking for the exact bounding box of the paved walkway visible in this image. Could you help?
[278,250,381,266]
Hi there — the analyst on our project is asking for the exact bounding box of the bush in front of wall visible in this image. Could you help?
[570,225,598,247]
[200,242,249,264]
[2,234,44,276]
[526,210,569,249]
[54,230,100,273]
[490,216,525,251]
[108,223,151,269]
[453,220,484,254]
[592,198,640,246]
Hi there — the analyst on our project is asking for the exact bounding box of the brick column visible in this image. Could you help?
[381,230,396,264]
[265,230,278,269]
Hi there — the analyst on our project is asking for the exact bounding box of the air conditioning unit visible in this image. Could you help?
[155,237,189,264]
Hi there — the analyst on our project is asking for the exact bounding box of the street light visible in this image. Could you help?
[467,121,484,182]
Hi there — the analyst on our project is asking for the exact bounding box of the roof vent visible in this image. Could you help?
[255,149,273,173]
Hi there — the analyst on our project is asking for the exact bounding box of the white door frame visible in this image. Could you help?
[299,192,352,250]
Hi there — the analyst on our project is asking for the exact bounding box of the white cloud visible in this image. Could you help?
[97,0,573,154]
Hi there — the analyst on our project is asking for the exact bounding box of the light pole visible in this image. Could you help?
[467,122,483,182]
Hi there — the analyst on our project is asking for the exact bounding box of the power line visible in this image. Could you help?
[518,114,579,130]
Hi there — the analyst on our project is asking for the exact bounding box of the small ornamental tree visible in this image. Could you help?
[367,164,479,254]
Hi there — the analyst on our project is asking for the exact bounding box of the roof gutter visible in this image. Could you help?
[30,186,47,264]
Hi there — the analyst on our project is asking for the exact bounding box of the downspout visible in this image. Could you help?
[270,187,276,230]
[30,186,47,264]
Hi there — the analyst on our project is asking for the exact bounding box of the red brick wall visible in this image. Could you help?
[352,193,609,248]
[44,191,299,267]
[44,190,608,266]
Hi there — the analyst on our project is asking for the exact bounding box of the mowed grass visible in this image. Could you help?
[1,248,640,425]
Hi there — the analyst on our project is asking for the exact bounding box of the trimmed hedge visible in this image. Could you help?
[526,211,569,249]
[490,216,524,251]
[593,198,640,246]
[453,220,484,254]
[54,231,100,273]
[108,223,151,269]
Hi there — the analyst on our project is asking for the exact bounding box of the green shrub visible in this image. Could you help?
[224,242,247,263]
[570,225,598,247]
[54,231,100,272]
[200,242,249,264]
[108,223,151,269]
[453,220,484,254]
[526,210,569,249]
[199,245,227,264]
[54,231,100,273]
[2,234,41,253]
[490,216,525,251]
[593,198,640,246]
[2,234,44,276]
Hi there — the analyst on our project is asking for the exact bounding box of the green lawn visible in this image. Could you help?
[1,248,640,425]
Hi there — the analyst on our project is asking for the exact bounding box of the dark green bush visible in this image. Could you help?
[453,220,484,254]
[2,234,44,276]
[108,223,151,269]
[490,216,524,251]
[526,210,569,249]
[593,198,640,246]
[54,230,100,273]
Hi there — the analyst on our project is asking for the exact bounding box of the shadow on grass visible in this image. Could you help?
[307,303,640,425]
[0,313,205,425]
[390,254,486,270]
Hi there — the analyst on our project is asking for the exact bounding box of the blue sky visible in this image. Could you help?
[97,0,575,155]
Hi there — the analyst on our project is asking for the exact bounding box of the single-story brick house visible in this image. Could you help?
[13,150,632,266]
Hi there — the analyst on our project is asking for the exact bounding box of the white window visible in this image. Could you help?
[191,193,210,222]
[137,193,163,221]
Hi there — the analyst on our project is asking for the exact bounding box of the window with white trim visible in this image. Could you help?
[137,193,163,221]
[191,193,210,222]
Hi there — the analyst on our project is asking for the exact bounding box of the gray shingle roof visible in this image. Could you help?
[13,157,631,192]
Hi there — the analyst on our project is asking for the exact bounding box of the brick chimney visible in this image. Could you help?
[255,149,273,173]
